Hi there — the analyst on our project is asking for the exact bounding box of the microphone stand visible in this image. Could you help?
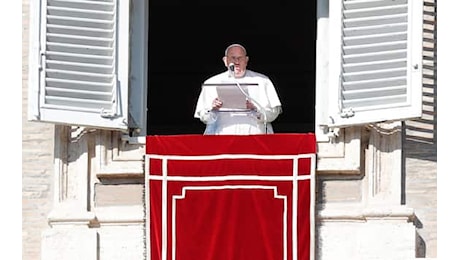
[229,67,268,134]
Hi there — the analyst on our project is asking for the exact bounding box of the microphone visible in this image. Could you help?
[229,63,235,72]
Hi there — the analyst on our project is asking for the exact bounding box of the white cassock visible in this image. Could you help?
[194,69,282,135]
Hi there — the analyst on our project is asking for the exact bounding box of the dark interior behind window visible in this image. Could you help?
[147,1,316,135]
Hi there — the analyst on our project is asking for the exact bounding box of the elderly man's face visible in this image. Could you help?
[223,46,249,78]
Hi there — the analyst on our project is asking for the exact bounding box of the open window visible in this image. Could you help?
[28,0,423,141]
[147,0,317,135]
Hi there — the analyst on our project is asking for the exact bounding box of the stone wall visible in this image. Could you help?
[403,0,437,257]
[22,0,55,259]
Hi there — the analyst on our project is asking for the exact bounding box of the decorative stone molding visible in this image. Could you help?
[47,126,97,227]
[94,205,145,226]
[364,122,403,205]
[318,204,415,222]
[95,130,145,178]
[317,126,362,174]
[43,127,146,259]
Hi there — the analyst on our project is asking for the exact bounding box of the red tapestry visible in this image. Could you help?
[146,134,316,260]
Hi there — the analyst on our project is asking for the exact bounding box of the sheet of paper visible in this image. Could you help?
[202,83,258,112]
[216,85,249,111]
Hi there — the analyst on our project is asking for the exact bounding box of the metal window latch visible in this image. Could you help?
[320,116,341,142]
[38,51,46,71]
[100,108,117,118]
[326,127,340,142]
[340,108,355,118]
[121,134,145,144]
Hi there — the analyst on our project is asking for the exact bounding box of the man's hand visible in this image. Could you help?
[246,99,257,110]
[212,98,223,110]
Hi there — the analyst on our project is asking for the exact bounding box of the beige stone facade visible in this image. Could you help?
[22,0,54,259]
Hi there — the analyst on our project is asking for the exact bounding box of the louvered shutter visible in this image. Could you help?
[28,0,130,130]
[328,0,423,127]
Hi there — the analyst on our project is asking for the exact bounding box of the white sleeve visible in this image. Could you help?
[253,78,282,122]
[196,109,218,124]
[253,106,282,123]
[194,86,218,124]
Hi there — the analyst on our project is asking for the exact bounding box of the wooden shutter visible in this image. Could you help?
[328,0,423,127]
[28,0,130,130]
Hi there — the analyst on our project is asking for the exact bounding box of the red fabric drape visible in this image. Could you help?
[147,134,315,260]
[146,133,316,155]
